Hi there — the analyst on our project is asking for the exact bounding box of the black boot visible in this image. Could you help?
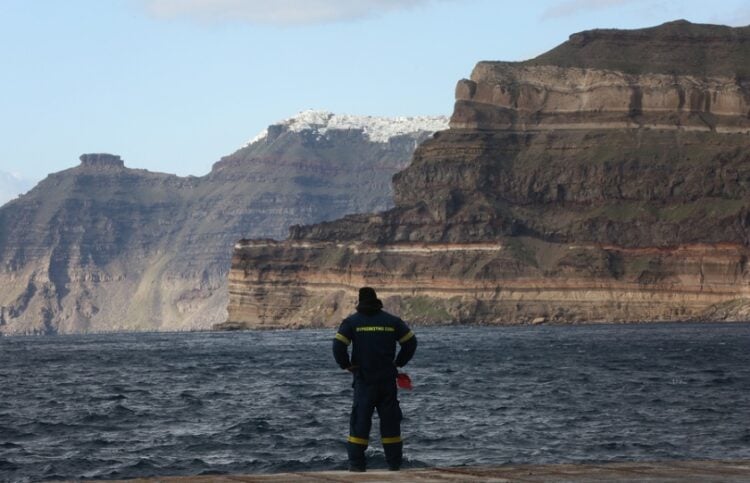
[383,441,403,472]
[347,441,367,472]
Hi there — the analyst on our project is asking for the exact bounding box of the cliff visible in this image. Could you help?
[228,21,750,328]
[0,112,447,334]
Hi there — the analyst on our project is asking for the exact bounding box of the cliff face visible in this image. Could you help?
[0,113,447,334]
[228,21,750,328]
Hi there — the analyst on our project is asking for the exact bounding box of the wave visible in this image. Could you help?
[1,325,749,481]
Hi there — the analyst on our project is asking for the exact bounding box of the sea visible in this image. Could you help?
[1,323,749,482]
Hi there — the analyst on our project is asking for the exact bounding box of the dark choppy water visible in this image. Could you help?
[1,323,750,481]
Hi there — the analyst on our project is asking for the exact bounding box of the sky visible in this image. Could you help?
[1,0,749,190]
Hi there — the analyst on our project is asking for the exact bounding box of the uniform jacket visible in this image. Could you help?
[333,309,417,383]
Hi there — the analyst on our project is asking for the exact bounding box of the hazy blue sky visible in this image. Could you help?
[1,0,749,184]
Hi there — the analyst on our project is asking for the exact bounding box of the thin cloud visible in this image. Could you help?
[0,171,33,206]
[541,0,642,20]
[714,6,750,27]
[144,0,445,26]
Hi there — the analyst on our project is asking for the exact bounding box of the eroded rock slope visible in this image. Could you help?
[229,21,750,327]
[0,112,446,334]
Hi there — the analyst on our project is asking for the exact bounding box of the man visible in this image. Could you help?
[332,287,417,472]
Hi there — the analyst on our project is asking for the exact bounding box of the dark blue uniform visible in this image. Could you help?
[332,306,417,471]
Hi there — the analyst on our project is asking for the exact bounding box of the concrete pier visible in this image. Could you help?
[97,459,750,482]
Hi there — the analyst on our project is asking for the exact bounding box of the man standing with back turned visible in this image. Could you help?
[332,287,417,472]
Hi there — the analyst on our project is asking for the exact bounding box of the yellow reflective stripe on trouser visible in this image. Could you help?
[347,435,368,445]
[382,436,402,444]
[399,331,415,344]
[335,333,351,345]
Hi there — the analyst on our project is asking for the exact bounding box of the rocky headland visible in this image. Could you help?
[228,21,750,328]
[0,112,447,334]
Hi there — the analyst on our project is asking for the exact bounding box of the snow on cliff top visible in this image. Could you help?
[248,110,449,145]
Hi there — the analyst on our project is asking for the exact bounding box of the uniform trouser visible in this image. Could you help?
[347,378,403,469]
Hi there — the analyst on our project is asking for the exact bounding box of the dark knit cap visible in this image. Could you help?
[356,286,383,313]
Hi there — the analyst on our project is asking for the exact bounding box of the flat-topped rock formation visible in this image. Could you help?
[453,64,750,133]
[228,21,750,328]
[525,20,750,77]
[78,153,126,169]
[453,20,750,134]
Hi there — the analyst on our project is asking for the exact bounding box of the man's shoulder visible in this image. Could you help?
[343,312,364,325]
[344,311,403,324]
[372,311,408,328]
[378,310,402,323]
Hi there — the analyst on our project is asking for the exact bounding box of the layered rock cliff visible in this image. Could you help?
[228,21,750,328]
[0,112,447,334]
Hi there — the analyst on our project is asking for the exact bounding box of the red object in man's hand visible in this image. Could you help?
[396,373,413,390]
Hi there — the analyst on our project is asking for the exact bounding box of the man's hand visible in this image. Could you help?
[345,365,359,373]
